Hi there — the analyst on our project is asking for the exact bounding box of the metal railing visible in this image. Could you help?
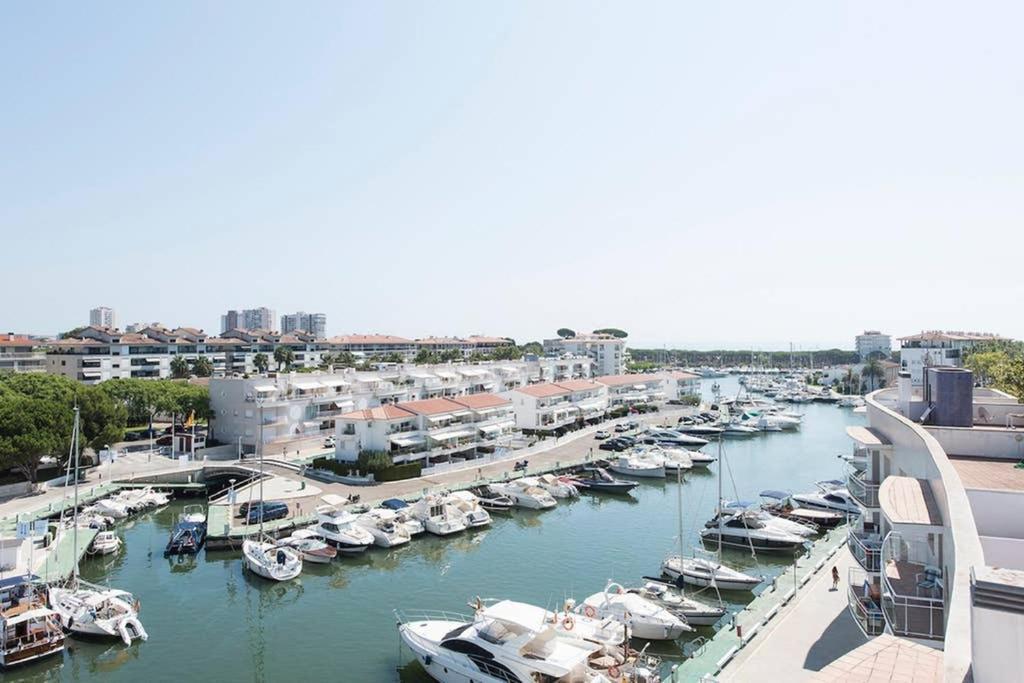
[881,532,946,640]
[847,530,882,572]
[846,468,879,508]
[847,568,885,636]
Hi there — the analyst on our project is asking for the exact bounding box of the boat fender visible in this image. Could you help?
[562,616,574,631]
[67,616,74,631]
[584,605,597,618]
[423,655,432,666]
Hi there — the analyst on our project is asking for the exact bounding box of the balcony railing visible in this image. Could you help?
[848,531,882,573]
[848,568,885,637]
[847,468,879,508]
[881,532,946,640]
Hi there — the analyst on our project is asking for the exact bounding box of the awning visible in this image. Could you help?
[407,372,436,380]
[320,377,350,387]
[253,384,277,392]
[481,382,495,389]
[576,399,605,411]
[623,395,646,403]
[479,420,515,435]
[428,414,456,422]
[390,434,426,448]
[82,370,102,377]
[332,400,355,410]
[292,379,324,390]
[459,368,487,377]
[145,357,162,363]
[302,420,321,429]
[436,371,459,380]
[431,429,475,441]
[633,384,648,390]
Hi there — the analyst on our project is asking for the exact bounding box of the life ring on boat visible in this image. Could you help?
[608,665,620,679]
[562,616,575,631]
[584,605,597,618]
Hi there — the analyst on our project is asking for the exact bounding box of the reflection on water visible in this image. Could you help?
[1,376,863,682]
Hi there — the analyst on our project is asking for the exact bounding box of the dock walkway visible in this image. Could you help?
[672,529,856,682]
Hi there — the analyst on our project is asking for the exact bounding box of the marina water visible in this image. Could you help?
[7,378,863,682]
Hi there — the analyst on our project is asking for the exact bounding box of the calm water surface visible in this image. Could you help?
[8,377,863,682]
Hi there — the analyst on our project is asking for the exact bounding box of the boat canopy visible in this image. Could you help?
[380,498,409,510]
[759,489,790,500]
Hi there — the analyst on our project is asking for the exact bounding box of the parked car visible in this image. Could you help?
[617,435,637,446]
[594,430,610,440]
[599,438,629,452]
[627,420,641,430]
[244,501,290,525]
[324,435,336,448]
[613,423,630,433]
[123,431,141,442]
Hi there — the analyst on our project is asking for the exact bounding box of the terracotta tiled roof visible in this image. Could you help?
[663,371,700,381]
[465,336,512,345]
[514,383,571,398]
[0,335,39,347]
[398,398,466,416]
[554,379,602,392]
[451,393,511,410]
[338,405,415,421]
[328,334,415,345]
[415,337,464,345]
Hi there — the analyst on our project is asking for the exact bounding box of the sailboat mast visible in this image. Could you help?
[717,437,723,561]
[676,464,686,596]
[72,406,80,582]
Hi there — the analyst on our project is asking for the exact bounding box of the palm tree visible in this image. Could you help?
[862,358,883,392]
[273,346,294,371]
[253,352,269,374]
[170,355,190,379]
[193,356,214,377]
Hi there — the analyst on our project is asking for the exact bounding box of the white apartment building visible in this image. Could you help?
[662,371,701,400]
[0,335,46,374]
[326,334,417,358]
[220,308,276,334]
[89,306,116,329]
[855,330,892,360]
[507,380,609,433]
[335,394,516,464]
[898,330,1006,387]
[844,369,1024,681]
[281,312,327,338]
[209,358,586,452]
[543,334,626,375]
[594,374,668,406]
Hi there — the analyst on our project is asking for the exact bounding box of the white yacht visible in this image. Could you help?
[791,484,860,516]
[378,499,427,536]
[356,508,413,547]
[699,511,809,552]
[242,539,303,581]
[607,454,665,479]
[638,446,692,473]
[409,494,468,535]
[661,556,761,592]
[280,529,337,564]
[180,505,207,525]
[530,474,579,499]
[442,491,492,528]
[49,582,148,645]
[88,530,121,556]
[576,582,691,640]
[686,450,716,468]
[94,498,130,519]
[489,480,557,510]
[718,504,818,538]
[626,580,725,627]
[313,505,375,551]
[398,600,662,683]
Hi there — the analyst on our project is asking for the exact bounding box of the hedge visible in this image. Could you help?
[310,456,421,482]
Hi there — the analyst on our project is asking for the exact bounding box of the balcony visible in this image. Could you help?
[881,533,946,640]
[848,530,882,572]
[847,568,885,637]
[847,468,880,509]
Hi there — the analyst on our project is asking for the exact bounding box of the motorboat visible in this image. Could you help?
[76,509,115,530]
[700,511,809,552]
[661,556,761,592]
[442,490,492,528]
[0,577,65,668]
[791,484,860,516]
[242,539,303,581]
[397,600,662,683]
[759,490,844,528]
[532,474,579,499]
[629,579,726,627]
[356,508,412,547]
[88,530,121,556]
[470,486,516,513]
[607,454,665,479]
[164,520,206,555]
[94,498,130,520]
[577,582,691,640]
[837,396,865,408]
[565,467,638,494]
[378,499,427,536]
[488,480,557,510]
[474,598,626,647]
[313,504,375,551]
[49,581,148,645]
[718,420,758,437]
[409,494,469,535]
[180,505,206,525]
[641,429,709,448]
[673,423,724,437]
[686,450,716,468]
[640,446,692,473]
[280,529,338,564]
[718,502,818,537]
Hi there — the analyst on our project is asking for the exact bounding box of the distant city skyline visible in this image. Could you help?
[3,3,1022,350]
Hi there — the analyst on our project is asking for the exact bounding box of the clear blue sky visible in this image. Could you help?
[3,2,1021,349]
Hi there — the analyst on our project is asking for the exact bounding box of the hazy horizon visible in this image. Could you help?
[3,2,1022,348]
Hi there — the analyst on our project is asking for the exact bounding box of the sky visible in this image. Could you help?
[2,1,1022,350]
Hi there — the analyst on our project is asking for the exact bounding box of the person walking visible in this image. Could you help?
[831,566,840,590]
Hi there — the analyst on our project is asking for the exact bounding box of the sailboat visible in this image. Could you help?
[48,407,149,646]
[661,439,762,592]
[241,433,302,581]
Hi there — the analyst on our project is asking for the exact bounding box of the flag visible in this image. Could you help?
[184,410,195,429]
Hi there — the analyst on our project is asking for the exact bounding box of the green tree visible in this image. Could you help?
[193,356,214,377]
[993,354,1024,399]
[253,352,269,374]
[862,358,884,392]
[490,345,522,361]
[520,341,543,355]
[0,396,71,483]
[273,346,295,371]
[414,349,439,365]
[556,328,576,339]
[334,351,357,368]
[966,351,1007,387]
[170,355,190,379]
[439,349,462,363]
[593,328,628,338]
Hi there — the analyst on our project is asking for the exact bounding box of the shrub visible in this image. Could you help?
[678,394,701,407]
[357,450,393,473]
[375,462,422,482]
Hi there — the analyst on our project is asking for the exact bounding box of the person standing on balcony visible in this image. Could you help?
[831,566,840,590]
